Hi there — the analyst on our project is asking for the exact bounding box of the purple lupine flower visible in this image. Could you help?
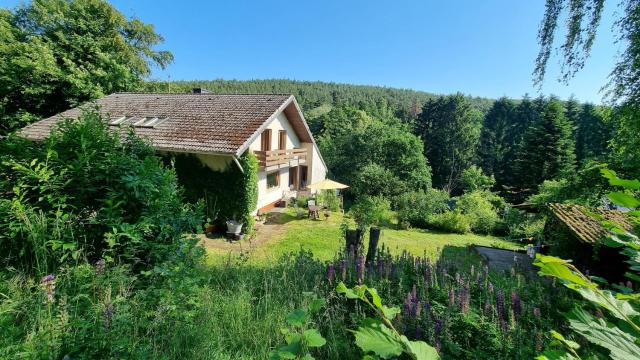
[487,282,494,293]
[95,259,105,275]
[377,257,383,274]
[340,259,347,281]
[415,325,424,339]
[403,293,413,316]
[411,284,417,302]
[470,265,475,278]
[326,263,335,283]
[423,302,431,315]
[535,332,543,353]
[40,274,56,304]
[414,301,422,318]
[356,255,365,284]
[475,271,482,286]
[533,307,541,318]
[391,263,397,278]
[461,286,470,313]
[455,272,461,285]
[496,290,508,331]
[484,300,493,315]
[511,291,521,319]
[104,302,114,330]
[434,319,442,336]
[448,288,455,306]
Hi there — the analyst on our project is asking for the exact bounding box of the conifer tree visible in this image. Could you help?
[514,97,577,197]
[478,97,517,187]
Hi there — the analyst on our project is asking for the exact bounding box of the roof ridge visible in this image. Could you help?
[110,92,293,96]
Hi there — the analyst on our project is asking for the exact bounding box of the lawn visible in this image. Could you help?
[206,209,522,266]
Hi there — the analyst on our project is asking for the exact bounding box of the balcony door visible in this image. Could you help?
[289,166,298,190]
[278,130,287,150]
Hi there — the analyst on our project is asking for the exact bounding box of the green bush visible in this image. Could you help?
[428,210,471,234]
[0,109,202,273]
[395,189,450,228]
[350,196,391,229]
[461,165,495,192]
[317,189,340,211]
[455,191,501,234]
[503,208,546,241]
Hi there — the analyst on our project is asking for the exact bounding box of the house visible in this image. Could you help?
[544,203,635,280]
[19,91,328,214]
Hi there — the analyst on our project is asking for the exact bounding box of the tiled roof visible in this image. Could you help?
[548,203,635,244]
[19,93,311,155]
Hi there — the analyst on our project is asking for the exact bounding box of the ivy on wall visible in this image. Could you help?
[168,152,258,233]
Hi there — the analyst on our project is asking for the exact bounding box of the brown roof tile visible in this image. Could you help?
[548,203,635,244]
[18,93,310,155]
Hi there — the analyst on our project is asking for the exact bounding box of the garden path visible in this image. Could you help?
[474,246,536,274]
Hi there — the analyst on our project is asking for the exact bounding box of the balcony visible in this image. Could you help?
[254,148,307,169]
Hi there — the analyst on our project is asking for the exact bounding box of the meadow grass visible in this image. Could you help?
[207,209,522,266]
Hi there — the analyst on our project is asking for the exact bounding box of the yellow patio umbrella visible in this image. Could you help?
[306,178,349,190]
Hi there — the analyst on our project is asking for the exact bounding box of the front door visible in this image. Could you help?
[289,166,298,190]
[299,165,308,189]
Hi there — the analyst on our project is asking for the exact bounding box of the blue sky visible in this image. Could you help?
[2,0,620,103]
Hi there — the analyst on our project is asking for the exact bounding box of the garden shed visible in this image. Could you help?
[544,203,635,280]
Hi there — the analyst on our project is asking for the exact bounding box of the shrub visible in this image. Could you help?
[461,165,495,192]
[503,208,545,241]
[317,189,340,211]
[350,196,391,229]
[0,109,202,273]
[456,191,501,234]
[428,210,471,234]
[395,189,450,228]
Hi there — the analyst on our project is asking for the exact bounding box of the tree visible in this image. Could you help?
[416,94,481,193]
[574,103,611,163]
[478,97,517,184]
[514,97,576,197]
[0,0,173,134]
[318,107,431,201]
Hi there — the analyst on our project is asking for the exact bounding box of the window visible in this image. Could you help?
[109,116,134,126]
[267,171,280,189]
[278,130,287,150]
[261,129,272,151]
[133,116,166,128]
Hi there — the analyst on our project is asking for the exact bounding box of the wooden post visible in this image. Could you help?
[346,229,363,257]
[366,226,381,264]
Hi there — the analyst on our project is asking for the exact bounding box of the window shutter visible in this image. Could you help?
[261,129,272,151]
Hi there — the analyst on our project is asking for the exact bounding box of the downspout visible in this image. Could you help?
[233,155,245,173]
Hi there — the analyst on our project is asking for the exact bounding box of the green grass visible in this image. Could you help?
[207,209,522,266]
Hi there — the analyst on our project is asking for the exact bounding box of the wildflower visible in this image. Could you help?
[448,288,455,306]
[455,272,461,285]
[487,282,494,293]
[461,286,470,313]
[414,301,422,318]
[415,325,424,339]
[356,255,364,284]
[40,274,56,304]
[340,259,347,281]
[403,294,413,317]
[95,259,105,275]
[535,332,543,353]
[391,263,397,278]
[511,291,521,319]
[470,265,475,278]
[326,263,335,283]
[411,284,417,302]
[423,302,431,315]
[533,307,541,318]
[376,257,383,274]
[104,302,114,330]
[496,290,508,331]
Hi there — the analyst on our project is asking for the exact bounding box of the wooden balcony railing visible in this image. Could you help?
[254,148,307,168]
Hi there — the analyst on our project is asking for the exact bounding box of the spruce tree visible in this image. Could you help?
[478,97,517,187]
[514,97,577,197]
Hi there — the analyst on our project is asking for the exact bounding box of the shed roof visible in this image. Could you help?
[548,203,635,244]
[18,93,315,156]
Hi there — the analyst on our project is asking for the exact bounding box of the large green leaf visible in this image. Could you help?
[607,192,640,209]
[286,309,307,327]
[336,282,361,299]
[575,288,639,321]
[601,169,640,190]
[534,255,593,287]
[567,307,640,360]
[303,329,327,348]
[352,319,403,359]
[401,336,440,360]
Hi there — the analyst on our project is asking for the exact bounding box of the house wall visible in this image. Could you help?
[250,112,301,210]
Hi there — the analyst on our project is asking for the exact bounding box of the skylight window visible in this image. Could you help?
[133,117,166,128]
[109,116,129,126]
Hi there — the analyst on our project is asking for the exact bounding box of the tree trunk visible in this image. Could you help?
[366,226,381,264]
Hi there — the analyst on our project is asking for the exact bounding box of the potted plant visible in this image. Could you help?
[204,217,216,234]
[226,216,243,235]
[205,193,220,234]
